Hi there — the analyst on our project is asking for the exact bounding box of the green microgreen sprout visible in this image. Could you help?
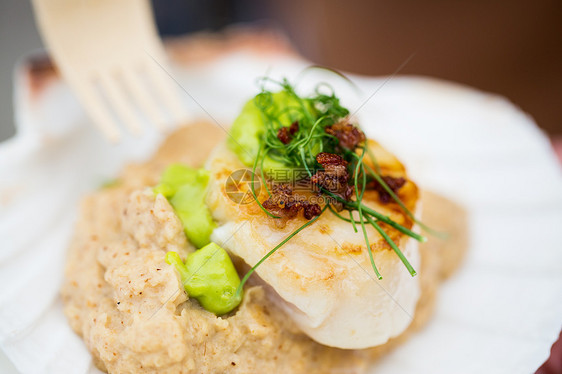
[348,209,358,233]
[354,145,382,279]
[363,160,448,239]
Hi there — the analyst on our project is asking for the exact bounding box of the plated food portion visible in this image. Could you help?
[61,79,467,373]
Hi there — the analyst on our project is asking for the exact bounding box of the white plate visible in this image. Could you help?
[1,50,561,374]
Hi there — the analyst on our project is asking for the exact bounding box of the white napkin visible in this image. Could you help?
[1,51,561,374]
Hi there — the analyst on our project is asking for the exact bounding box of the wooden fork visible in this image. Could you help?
[32,0,190,142]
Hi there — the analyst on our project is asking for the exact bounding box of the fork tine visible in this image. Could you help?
[144,58,191,125]
[72,78,121,142]
[34,0,183,141]
[121,68,168,131]
[98,72,144,136]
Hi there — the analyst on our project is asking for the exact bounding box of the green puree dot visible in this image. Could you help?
[154,164,215,248]
[157,164,242,314]
[165,243,242,315]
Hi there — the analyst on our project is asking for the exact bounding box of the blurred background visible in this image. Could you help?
[0,0,561,143]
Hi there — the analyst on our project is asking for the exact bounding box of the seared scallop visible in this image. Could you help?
[205,140,421,349]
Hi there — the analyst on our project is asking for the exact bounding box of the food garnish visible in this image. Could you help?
[165,243,242,315]
[230,77,430,297]
[155,164,215,248]
[156,165,241,315]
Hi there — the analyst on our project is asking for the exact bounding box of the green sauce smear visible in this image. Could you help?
[154,164,215,248]
[166,244,241,315]
[156,164,242,315]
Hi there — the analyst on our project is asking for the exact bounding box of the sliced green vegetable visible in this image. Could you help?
[155,164,215,248]
[165,242,242,315]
